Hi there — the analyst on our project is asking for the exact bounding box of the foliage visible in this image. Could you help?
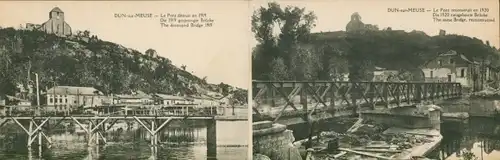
[0,28,247,103]
[269,57,289,80]
[461,150,478,160]
[251,2,317,80]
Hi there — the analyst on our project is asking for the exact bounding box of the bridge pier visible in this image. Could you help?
[253,121,301,160]
[10,117,52,159]
[206,119,217,160]
[70,117,109,151]
[133,116,172,160]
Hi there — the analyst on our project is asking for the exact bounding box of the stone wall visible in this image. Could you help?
[360,105,441,129]
[253,121,302,160]
[361,113,431,128]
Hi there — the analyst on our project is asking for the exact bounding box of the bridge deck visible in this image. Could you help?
[252,80,462,122]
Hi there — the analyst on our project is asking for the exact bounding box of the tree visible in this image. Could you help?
[289,45,321,80]
[251,2,317,80]
[181,65,186,71]
[201,76,208,84]
[76,31,83,37]
[83,30,90,37]
[269,57,289,80]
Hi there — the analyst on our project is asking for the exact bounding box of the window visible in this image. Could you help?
[49,98,53,103]
[430,71,434,78]
[74,101,77,104]
[59,99,62,103]
[65,99,68,103]
[460,69,465,77]
[438,60,442,66]
[450,58,454,64]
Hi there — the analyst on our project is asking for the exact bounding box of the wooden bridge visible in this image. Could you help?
[252,80,463,122]
[0,105,246,160]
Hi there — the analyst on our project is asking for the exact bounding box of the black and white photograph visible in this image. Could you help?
[251,0,499,160]
[0,1,250,160]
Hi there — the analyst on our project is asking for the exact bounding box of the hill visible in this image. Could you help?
[250,2,500,81]
[0,27,247,104]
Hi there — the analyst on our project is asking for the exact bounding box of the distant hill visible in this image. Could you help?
[0,27,247,104]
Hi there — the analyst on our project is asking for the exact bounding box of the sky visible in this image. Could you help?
[251,0,500,48]
[0,1,251,89]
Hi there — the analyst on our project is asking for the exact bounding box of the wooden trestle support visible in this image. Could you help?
[0,116,218,160]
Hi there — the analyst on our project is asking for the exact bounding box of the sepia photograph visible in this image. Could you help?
[0,1,250,160]
[251,0,499,160]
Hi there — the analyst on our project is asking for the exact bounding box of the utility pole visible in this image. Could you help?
[35,73,40,107]
[33,72,43,158]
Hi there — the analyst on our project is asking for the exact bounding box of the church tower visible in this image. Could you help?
[49,7,64,21]
[346,12,365,32]
[40,7,72,37]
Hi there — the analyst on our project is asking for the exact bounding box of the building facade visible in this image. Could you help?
[153,94,190,105]
[26,7,72,37]
[113,91,153,105]
[373,67,399,82]
[422,50,481,88]
[45,86,103,107]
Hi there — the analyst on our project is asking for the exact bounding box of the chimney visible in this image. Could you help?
[439,29,446,36]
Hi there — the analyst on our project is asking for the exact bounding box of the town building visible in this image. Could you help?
[422,50,481,89]
[153,94,190,105]
[5,95,31,106]
[45,86,103,107]
[25,7,72,37]
[346,12,379,32]
[113,91,153,105]
[373,67,399,82]
[188,95,219,106]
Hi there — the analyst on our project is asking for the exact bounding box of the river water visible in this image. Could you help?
[286,99,500,160]
[428,99,500,160]
[0,108,249,160]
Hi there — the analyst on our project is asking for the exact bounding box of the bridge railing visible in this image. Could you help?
[2,105,223,117]
[252,80,462,122]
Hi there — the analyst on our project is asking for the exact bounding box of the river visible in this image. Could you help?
[0,107,249,160]
[286,99,500,160]
[427,99,500,160]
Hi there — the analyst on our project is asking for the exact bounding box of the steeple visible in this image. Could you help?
[351,12,361,21]
[49,7,64,20]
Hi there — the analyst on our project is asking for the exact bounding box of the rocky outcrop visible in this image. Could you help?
[253,121,302,160]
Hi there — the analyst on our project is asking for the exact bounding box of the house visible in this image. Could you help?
[422,50,481,88]
[189,95,218,106]
[153,94,190,105]
[373,67,399,82]
[25,7,72,37]
[5,95,31,106]
[113,91,153,105]
[45,86,103,107]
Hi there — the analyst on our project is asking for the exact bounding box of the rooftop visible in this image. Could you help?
[46,86,102,96]
[51,7,63,13]
[154,94,186,100]
[5,95,30,102]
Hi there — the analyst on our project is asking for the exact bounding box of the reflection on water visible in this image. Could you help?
[0,118,248,160]
[427,99,500,160]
